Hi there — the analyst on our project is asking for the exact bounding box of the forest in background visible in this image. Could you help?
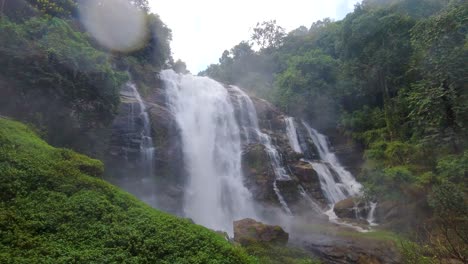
[201,0,467,261]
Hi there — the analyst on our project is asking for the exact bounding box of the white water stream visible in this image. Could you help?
[229,86,293,214]
[161,70,256,232]
[159,69,375,231]
[285,117,302,153]
[301,121,362,202]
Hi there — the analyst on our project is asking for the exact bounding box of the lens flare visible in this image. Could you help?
[79,0,147,52]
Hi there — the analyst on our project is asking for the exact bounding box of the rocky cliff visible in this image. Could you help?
[105,78,364,221]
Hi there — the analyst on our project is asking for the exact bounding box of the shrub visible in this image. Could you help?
[0,118,255,263]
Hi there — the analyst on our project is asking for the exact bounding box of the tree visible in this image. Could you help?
[127,13,172,69]
[274,49,339,128]
[26,0,78,18]
[251,20,286,50]
[428,182,467,262]
[407,2,467,147]
[173,59,189,74]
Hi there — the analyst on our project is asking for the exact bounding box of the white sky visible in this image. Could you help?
[148,0,361,73]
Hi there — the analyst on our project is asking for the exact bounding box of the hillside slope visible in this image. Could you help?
[0,117,254,263]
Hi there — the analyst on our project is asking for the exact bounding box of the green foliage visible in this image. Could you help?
[0,117,255,263]
[435,151,467,183]
[126,13,172,70]
[427,181,468,262]
[399,240,437,264]
[274,49,339,127]
[251,20,286,50]
[407,2,468,145]
[0,16,128,125]
[26,0,78,18]
[429,182,466,220]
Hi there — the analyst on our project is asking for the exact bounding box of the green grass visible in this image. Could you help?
[337,229,402,242]
[243,243,321,264]
[0,117,255,263]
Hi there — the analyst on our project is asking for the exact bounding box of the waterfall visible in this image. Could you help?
[285,117,302,153]
[161,70,256,232]
[302,121,362,203]
[298,185,322,213]
[229,86,292,214]
[229,86,259,144]
[129,83,156,177]
[308,161,349,204]
[114,82,157,205]
[367,202,378,226]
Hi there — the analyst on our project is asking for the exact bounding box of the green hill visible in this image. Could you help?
[0,117,254,263]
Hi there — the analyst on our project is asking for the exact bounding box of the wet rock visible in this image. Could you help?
[298,233,401,264]
[251,97,284,131]
[146,85,186,214]
[290,161,327,206]
[375,201,399,224]
[326,129,364,177]
[334,198,368,219]
[241,144,277,205]
[290,161,319,182]
[276,180,302,205]
[233,218,289,246]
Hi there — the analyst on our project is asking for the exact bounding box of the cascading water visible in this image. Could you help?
[285,117,302,153]
[367,202,378,226]
[161,70,256,232]
[282,118,376,226]
[297,121,379,229]
[229,86,292,214]
[115,82,157,205]
[129,82,156,177]
[230,86,259,144]
[301,121,362,202]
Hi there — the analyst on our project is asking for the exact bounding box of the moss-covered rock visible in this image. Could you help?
[234,218,289,246]
[334,197,368,220]
[0,117,254,263]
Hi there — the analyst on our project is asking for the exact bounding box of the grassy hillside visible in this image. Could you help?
[0,117,254,263]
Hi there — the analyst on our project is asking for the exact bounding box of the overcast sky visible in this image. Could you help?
[148,0,361,73]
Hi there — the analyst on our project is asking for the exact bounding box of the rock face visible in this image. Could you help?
[239,96,328,214]
[105,79,186,215]
[333,197,379,228]
[334,197,368,219]
[241,143,277,205]
[145,80,186,215]
[290,161,327,205]
[233,218,289,246]
[106,76,367,224]
[105,83,158,205]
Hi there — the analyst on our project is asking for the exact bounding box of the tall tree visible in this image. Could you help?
[251,20,286,50]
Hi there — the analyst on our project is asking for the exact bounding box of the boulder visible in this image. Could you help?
[290,161,328,206]
[334,197,368,219]
[290,161,318,183]
[233,218,289,246]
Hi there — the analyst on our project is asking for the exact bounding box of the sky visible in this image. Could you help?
[148,0,361,73]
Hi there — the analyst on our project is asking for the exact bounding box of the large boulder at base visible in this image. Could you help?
[334,197,368,219]
[233,218,289,246]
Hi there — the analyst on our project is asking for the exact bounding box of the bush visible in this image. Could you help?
[0,16,128,128]
[0,118,255,263]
